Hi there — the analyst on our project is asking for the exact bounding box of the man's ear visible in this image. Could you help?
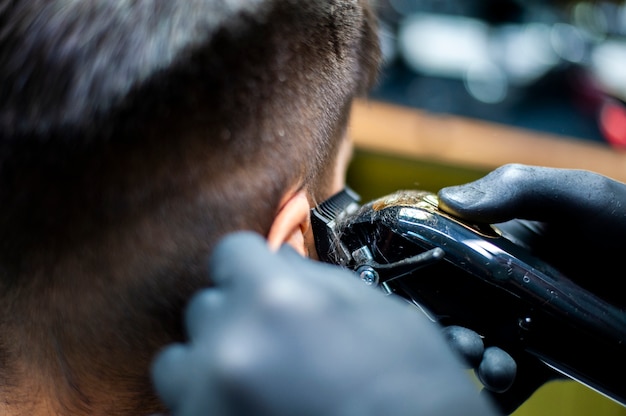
[267,189,311,256]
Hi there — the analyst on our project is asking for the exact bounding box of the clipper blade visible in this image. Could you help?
[310,187,361,265]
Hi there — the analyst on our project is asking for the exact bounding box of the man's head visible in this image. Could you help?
[0,0,380,414]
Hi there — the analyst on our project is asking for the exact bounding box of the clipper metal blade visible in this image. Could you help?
[310,187,361,265]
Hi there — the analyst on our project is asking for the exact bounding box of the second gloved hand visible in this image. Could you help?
[151,232,497,416]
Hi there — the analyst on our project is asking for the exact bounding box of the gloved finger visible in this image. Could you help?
[442,326,484,368]
[276,242,374,300]
[479,352,560,415]
[276,241,338,277]
[208,231,281,287]
[437,164,626,225]
[476,346,517,393]
[211,232,348,318]
[153,344,225,416]
[184,289,227,341]
[212,231,373,298]
[151,344,194,411]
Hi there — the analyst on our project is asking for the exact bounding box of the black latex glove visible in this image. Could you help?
[438,163,626,307]
[437,163,626,413]
[443,326,517,394]
[151,232,498,416]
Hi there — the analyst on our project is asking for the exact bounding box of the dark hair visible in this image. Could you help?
[0,0,380,413]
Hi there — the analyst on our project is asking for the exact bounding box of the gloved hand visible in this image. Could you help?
[151,232,498,416]
[437,163,626,412]
[438,163,626,307]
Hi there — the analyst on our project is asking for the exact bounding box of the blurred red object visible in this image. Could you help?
[599,99,626,148]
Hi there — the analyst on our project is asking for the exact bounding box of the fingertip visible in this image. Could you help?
[276,242,354,282]
[276,242,305,262]
[211,232,267,262]
[477,346,517,393]
[151,343,191,409]
[208,231,269,285]
[438,168,529,223]
[437,185,487,220]
[437,186,472,216]
[185,289,226,340]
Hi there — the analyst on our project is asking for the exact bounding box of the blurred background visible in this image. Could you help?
[346,1,626,415]
[371,0,626,147]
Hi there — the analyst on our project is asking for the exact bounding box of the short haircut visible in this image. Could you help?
[0,0,380,414]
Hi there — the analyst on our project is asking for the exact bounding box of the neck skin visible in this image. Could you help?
[0,358,166,416]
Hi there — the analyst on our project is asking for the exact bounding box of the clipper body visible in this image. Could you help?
[312,188,626,413]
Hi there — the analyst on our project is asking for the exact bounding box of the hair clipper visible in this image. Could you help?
[311,187,626,414]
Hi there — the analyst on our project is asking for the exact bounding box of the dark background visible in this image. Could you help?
[369,0,626,146]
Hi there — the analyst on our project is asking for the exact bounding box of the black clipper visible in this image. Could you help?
[311,187,626,414]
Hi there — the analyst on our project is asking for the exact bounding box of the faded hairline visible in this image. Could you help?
[0,0,381,413]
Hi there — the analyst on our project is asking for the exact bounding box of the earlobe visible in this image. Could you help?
[267,189,311,256]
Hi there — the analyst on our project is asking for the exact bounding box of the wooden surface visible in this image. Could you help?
[350,99,626,183]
